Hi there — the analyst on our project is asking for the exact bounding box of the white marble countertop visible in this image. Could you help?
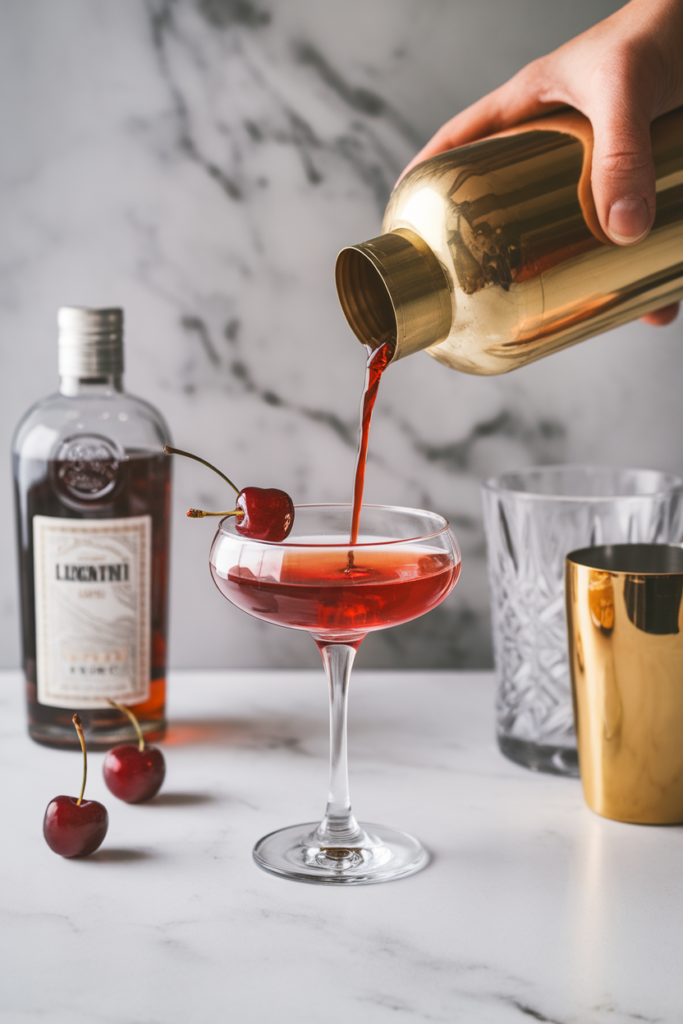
[2,668,682,1023]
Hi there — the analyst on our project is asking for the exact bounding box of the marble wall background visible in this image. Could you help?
[2,0,682,671]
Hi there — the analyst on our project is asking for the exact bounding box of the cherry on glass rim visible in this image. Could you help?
[234,486,294,542]
[163,445,294,542]
[103,700,166,803]
[43,714,108,858]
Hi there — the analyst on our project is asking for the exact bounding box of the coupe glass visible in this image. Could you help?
[209,503,461,884]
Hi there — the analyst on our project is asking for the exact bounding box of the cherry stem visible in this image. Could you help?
[73,714,87,806]
[163,446,240,496]
[107,699,145,752]
[187,508,244,518]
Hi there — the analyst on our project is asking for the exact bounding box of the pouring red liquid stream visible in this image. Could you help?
[350,341,394,544]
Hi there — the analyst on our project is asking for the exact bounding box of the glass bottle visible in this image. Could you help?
[12,307,172,749]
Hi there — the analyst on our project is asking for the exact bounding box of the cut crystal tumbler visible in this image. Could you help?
[482,466,683,776]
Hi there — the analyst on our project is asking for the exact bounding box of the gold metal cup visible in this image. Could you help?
[566,544,683,823]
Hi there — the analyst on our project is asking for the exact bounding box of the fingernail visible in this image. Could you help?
[607,197,650,244]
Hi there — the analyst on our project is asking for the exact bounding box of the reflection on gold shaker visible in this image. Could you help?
[336,108,683,374]
[566,545,683,824]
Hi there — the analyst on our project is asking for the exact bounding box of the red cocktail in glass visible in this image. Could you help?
[210,502,461,884]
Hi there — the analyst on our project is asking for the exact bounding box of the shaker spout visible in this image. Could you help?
[335,228,452,362]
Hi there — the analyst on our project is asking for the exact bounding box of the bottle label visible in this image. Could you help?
[33,515,152,708]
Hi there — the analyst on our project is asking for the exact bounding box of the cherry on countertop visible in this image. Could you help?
[43,714,108,858]
[103,699,166,803]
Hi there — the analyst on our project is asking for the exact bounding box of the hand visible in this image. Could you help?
[399,0,683,326]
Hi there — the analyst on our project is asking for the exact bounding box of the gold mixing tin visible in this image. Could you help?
[566,544,683,824]
[336,107,683,373]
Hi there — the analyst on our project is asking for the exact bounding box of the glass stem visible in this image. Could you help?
[314,642,364,847]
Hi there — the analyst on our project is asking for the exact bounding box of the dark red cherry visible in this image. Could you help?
[43,714,108,858]
[103,699,166,803]
[103,744,166,803]
[43,796,108,858]
[163,446,296,541]
[235,486,294,542]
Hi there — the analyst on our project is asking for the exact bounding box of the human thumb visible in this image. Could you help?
[589,105,656,245]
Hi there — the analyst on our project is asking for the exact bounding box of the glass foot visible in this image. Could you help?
[253,822,429,885]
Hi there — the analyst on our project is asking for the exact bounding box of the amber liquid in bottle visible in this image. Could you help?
[15,453,171,748]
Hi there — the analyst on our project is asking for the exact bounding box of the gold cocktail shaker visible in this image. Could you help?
[336,108,683,374]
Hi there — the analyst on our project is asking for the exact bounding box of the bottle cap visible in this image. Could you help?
[58,307,124,378]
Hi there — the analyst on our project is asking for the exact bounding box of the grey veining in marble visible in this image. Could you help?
[1,1,682,670]
[2,668,683,1023]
